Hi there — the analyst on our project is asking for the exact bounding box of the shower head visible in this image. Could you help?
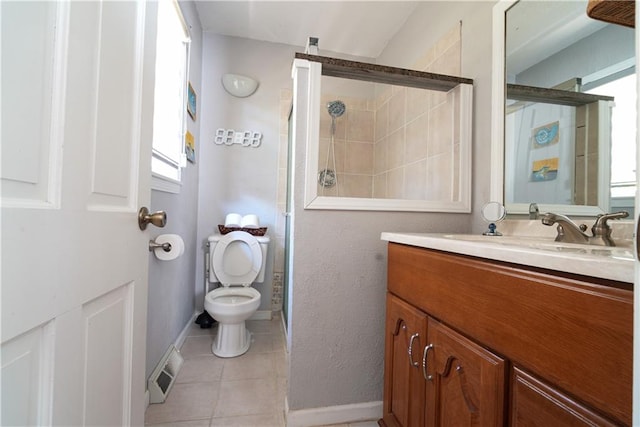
[327,100,346,118]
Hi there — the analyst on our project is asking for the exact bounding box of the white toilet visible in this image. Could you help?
[204,231,269,357]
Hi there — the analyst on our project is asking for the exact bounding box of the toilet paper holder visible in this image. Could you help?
[149,240,172,252]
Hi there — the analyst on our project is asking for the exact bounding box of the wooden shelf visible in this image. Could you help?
[295,53,473,92]
[507,83,614,106]
[587,0,635,28]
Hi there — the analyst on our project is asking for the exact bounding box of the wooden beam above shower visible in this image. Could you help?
[295,53,473,91]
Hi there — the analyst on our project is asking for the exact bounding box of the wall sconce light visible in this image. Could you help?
[221,73,259,98]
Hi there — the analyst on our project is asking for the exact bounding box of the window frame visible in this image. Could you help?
[151,0,191,193]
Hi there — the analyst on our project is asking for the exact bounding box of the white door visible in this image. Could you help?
[1,1,155,425]
[634,5,640,424]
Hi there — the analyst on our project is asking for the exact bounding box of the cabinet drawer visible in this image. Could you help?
[511,367,618,426]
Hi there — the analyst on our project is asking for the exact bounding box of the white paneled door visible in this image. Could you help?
[1,1,155,425]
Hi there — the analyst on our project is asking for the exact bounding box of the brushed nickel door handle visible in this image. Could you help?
[138,207,167,230]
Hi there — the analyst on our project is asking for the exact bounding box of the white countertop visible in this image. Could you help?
[381,232,635,283]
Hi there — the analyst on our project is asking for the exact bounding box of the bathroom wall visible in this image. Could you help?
[145,1,203,381]
[374,26,462,201]
[195,34,302,317]
[287,0,494,415]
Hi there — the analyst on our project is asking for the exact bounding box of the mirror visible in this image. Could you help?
[491,0,636,216]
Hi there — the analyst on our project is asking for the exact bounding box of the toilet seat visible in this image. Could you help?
[206,287,261,306]
[212,231,262,286]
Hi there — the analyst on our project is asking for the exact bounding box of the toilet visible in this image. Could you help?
[204,231,269,357]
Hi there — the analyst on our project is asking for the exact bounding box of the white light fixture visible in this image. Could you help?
[221,73,259,98]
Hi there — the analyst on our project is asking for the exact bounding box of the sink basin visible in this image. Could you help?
[440,234,635,261]
[442,234,634,261]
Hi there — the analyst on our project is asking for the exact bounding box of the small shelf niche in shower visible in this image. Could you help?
[293,53,474,213]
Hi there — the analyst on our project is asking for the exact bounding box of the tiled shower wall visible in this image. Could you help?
[317,94,376,197]
[271,24,462,301]
[318,23,462,200]
[373,24,462,201]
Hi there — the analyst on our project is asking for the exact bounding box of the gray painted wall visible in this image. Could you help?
[145,0,203,380]
[195,35,301,314]
[287,1,495,411]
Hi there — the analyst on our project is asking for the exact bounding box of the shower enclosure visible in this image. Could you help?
[295,53,474,212]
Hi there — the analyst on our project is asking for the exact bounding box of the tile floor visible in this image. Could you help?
[144,315,379,427]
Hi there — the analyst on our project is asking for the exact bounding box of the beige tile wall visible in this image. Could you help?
[373,23,462,201]
[317,94,376,198]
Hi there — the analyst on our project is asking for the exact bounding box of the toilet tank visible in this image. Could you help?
[208,233,269,284]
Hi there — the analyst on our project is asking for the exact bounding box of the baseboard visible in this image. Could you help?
[175,311,198,350]
[250,310,272,321]
[285,400,382,427]
[279,310,290,353]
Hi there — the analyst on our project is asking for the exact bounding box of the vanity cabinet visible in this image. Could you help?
[381,243,633,427]
[383,294,505,427]
[383,295,427,427]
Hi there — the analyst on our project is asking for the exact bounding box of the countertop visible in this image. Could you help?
[381,232,635,284]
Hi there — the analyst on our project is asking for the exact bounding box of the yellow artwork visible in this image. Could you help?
[185,130,195,163]
[530,157,558,182]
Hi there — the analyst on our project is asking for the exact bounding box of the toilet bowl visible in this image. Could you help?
[204,231,269,358]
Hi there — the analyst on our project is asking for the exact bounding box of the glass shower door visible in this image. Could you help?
[283,105,293,328]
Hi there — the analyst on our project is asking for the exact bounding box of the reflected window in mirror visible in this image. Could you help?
[585,72,637,204]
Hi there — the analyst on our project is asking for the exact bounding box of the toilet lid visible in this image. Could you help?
[212,231,262,286]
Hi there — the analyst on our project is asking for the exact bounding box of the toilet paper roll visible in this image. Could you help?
[240,214,260,229]
[224,213,242,228]
[153,234,184,261]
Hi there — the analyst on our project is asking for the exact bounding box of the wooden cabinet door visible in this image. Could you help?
[425,318,505,427]
[511,367,618,426]
[382,294,428,427]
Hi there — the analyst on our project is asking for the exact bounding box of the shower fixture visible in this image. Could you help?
[327,100,346,118]
[318,100,346,191]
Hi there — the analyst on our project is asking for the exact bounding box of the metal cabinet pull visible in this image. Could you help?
[422,344,434,381]
[408,333,420,368]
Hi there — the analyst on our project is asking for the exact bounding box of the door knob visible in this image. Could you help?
[138,207,167,230]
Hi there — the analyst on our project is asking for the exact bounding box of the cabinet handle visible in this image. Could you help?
[408,333,420,368]
[422,344,434,381]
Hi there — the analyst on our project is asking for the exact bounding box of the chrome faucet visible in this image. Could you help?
[541,213,589,244]
[541,211,629,246]
[590,211,629,246]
